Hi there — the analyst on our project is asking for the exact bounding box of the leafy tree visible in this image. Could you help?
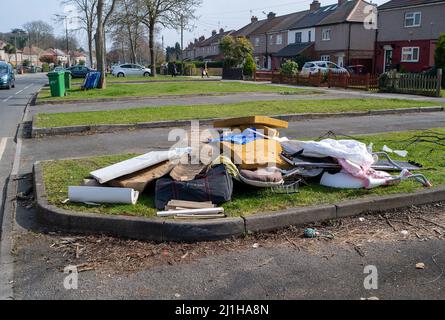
[243,54,256,77]
[220,35,253,68]
[435,33,445,69]
[281,60,299,76]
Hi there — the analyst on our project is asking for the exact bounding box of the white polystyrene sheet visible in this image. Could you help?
[68,186,140,205]
[320,172,365,189]
[90,149,189,184]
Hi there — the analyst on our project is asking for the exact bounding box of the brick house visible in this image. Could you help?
[183,29,235,62]
[375,0,445,73]
[234,0,376,71]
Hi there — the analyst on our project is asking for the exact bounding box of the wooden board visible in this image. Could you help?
[213,116,288,129]
[167,200,215,209]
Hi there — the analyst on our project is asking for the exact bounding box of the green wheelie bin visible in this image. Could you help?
[64,70,72,90]
[47,71,66,97]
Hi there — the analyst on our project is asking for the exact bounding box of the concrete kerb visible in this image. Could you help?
[31,106,444,138]
[34,160,445,242]
[33,162,245,242]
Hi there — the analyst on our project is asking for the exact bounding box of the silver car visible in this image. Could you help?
[112,64,152,77]
[301,61,349,76]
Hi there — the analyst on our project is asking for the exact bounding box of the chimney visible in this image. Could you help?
[251,16,258,23]
[338,0,346,5]
[219,28,224,34]
[194,38,198,44]
[267,12,276,20]
[212,30,217,36]
[310,0,321,11]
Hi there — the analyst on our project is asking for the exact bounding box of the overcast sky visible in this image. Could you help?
[0,0,387,49]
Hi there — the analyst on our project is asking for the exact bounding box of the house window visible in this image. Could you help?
[308,30,312,42]
[295,32,302,43]
[321,55,330,61]
[322,28,331,41]
[276,34,283,45]
[404,12,421,27]
[401,47,420,62]
[254,37,260,47]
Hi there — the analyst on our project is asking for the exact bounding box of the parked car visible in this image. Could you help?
[53,66,66,72]
[66,65,96,78]
[346,65,366,75]
[112,64,152,77]
[0,62,15,90]
[301,61,349,76]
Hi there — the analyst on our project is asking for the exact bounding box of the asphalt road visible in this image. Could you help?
[2,77,445,300]
[0,73,46,229]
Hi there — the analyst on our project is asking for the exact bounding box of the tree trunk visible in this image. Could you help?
[87,26,94,68]
[149,22,156,77]
[96,0,106,89]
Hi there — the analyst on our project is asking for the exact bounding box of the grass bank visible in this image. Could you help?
[38,81,314,102]
[35,98,442,128]
[41,129,445,218]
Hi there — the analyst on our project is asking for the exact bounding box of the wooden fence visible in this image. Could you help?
[328,72,379,91]
[259,68,443,97]
[271,71,325,87]
[381,70,442,97]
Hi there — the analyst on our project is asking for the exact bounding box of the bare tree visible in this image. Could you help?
[96,0,118,88]
[110,0,145,64]
[139,0,201,77]
[22,21,54,49]
[63,0,97,67]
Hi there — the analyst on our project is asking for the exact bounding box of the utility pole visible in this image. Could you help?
[180,14,184,75]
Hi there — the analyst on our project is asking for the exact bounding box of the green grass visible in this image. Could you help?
[41,129,445,218]
[38,81,313,102]
[71,75,198,84]
[35,98,442,128]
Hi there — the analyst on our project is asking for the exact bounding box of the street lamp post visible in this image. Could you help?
[55,13,71,67]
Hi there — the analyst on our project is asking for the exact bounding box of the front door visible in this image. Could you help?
[337,55,344,68]
[384,49,393,72]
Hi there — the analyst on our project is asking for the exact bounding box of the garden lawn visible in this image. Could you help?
[41,129,445,218]
[38,81,313,102]
[35,98,443,128]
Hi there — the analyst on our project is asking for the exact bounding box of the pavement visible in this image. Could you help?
[0,73,47,228]
[1,73,445,300]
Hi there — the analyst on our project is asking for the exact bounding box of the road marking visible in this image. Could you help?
[15,89,24,95]
[0,138,7,162]
[24,84,32,90]
[2,96,12,103]
[10,137,21,176]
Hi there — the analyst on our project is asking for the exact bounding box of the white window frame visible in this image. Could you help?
[401,47,420,62]
[276,34,283,45]
[321,28,331,41]
[254,37,260,47]
[320,55,330,62]
[404,12,421,27]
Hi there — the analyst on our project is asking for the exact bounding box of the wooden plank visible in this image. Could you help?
[167,200,216,209]
[213,116,289,129]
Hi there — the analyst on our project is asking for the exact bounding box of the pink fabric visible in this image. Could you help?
[337,159,393,189]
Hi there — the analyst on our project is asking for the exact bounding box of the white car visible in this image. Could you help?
[112,64,152,77]
[301,61,349,76]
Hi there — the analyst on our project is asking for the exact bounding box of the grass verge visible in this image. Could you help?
[35,98,442,128]
[71,75,201,84]
[38,81,314,102]
[41,129,445,218]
